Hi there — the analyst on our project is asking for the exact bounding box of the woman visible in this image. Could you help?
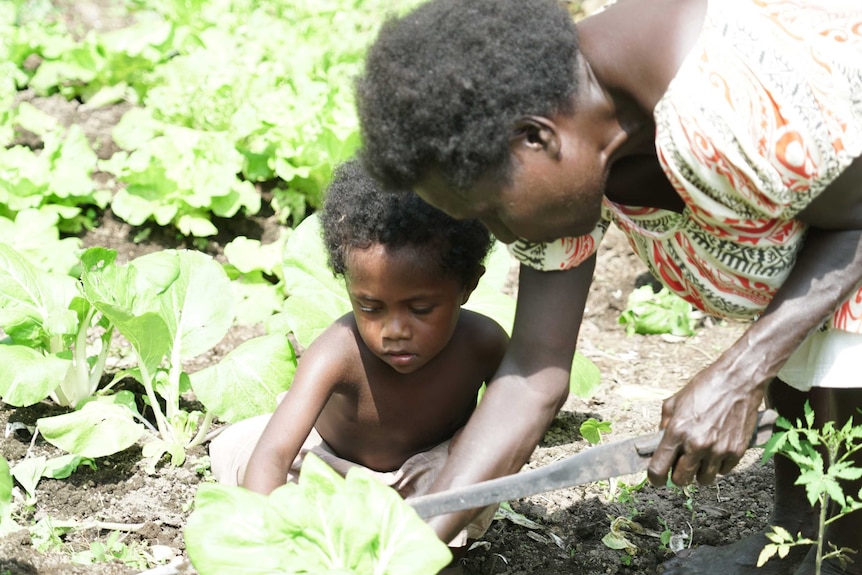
[355,0,862,573]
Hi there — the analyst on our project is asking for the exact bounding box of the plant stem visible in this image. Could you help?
[186,410,213,449]
[815,493,827,575]
[138,359,170,440]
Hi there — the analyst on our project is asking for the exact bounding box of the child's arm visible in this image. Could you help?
[242,321,353,495]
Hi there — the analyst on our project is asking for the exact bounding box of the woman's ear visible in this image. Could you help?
[511,116,562,159]
[462,265,486,304]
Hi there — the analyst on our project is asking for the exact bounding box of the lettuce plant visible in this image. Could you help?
[0,242,111,408]
[185,454,452,575]
[618,284,699,337]
[0,242,296,468]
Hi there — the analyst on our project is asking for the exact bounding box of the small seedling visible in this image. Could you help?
[758,402,862,574]
[579,417,612,445]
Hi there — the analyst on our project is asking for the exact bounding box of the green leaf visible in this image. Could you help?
[579,418,612,445]
[134,250,235,360]
[757,544,778,567]
[0,242,80,346]
[618,285,697,337]
[186,454,451,575]
[37,400,145,458]
[571,351,602,398]
[190,334,296,423]
[10,456,45,499]
[280,214,352,348]
[0,345,71,406]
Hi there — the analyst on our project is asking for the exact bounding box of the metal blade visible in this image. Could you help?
[409,430,661,519]
[408,409,777,519]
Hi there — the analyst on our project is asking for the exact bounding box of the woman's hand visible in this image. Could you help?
[649,226,862,487]
[647,357,766,486]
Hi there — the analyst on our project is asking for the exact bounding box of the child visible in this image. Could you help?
[209,158,509,558]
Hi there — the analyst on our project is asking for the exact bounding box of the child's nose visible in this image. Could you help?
[382,314,411,340]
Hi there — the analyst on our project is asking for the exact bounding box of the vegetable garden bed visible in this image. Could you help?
[0,1,777,574]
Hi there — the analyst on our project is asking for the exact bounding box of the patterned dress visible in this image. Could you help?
[512,0,862,335]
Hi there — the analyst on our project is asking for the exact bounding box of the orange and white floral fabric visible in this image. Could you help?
[512,0,862,333]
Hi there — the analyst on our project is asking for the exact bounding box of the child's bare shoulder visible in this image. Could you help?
[299,313,365,374]
[456,309,510,354]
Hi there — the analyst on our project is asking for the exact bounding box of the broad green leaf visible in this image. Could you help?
[281,214,350,348]
[80,247,174,376]
[134,250,235,360]
[571,352,602,398]
[15,102,59,136]
[42,454,94,479]
[0,242,80,346]
[463,282,515,335]
[0,345,70,406]
[38,400,145,458]
[343,468,452,574]
[10,456,45,499]
[0,456,14,538]
[231,280,284,326]
[186,483,298,575]
[186,454,450,575]
[190,334,296,423]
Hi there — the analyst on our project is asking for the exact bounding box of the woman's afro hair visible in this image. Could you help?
[320,159,494,286]
[356,0,579,193]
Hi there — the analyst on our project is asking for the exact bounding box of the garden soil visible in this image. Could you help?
[0,1,778,574]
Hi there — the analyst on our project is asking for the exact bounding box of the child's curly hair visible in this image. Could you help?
[321,159,494,286]
[356,0,579,194]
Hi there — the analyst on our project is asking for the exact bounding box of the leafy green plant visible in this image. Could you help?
[185,454,452,575]
[101,108,261,237]
[619,285,698,337]
[0,241,112,408]
[42,247,295,467]
[71,530,150,569]
[223,232,289,326]
[758,402,862,573]
[0,242,296,468]
[579,417,612,445]
[0,104,109,234]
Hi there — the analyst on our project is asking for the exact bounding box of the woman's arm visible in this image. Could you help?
[243,328,348,494]
[648,226,862,487]
[426,257,596,542]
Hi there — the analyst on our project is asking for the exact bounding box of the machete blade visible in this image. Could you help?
[409,430,661,519]
[408,409,777,519]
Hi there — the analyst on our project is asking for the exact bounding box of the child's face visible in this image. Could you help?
[344,243,468,374]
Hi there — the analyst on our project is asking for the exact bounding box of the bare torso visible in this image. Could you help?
[314,310,505,472]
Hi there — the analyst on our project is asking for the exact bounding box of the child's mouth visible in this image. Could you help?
[386,352,416,366]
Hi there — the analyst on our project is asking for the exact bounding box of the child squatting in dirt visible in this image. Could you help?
[208,158,509,567]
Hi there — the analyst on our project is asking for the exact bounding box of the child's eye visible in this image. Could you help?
[411,307,434,315]
[359,305,380,313]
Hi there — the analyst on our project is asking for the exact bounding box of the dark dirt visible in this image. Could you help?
[0,1,778,574]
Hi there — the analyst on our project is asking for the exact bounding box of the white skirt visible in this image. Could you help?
[778,329,862,391]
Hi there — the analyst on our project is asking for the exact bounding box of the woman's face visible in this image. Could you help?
[414,117,607,244]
